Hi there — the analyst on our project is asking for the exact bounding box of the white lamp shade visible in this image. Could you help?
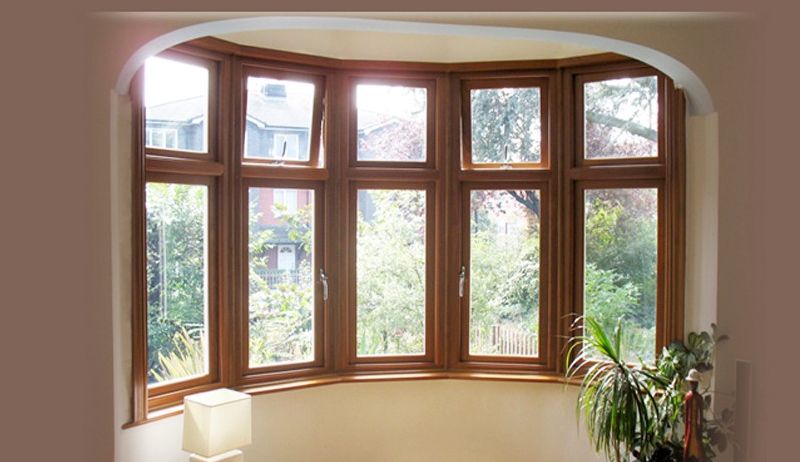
[182,388,252,457]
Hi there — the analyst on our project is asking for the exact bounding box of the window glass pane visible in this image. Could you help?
[146,183,209,384]
[469,190,541,356]
[357,84,427,162]
[244,77,315,161]
[470,87,541,164]
[584,188,658,361]
[357,189,426,356]
[145,57,209,153]
[249,187,315,367]
[584,76,658,159]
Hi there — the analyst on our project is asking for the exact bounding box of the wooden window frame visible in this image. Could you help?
[343,180,442,371]
[575,66,666,167]
[142,173,222,411]
[238,179,329,385]
[454,181,555,372]
[573,181,666,358]
[130,38,685,423]
[460,74,554,171]
[131,43,232,420]
[143,48,219,162]
[558,61,685,368]
[239,61,326,169]
[347,74,438,170]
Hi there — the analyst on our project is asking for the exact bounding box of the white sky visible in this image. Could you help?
[357,84,426,117]
[144,56,208,107]
[144,56,426,119]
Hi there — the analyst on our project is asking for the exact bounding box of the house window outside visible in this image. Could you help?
[145,128,179,149]
[272,188,298,214]
[132,42,684,419]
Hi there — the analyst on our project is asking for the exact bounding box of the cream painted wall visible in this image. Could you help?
[685,113,720,334]
[91,12,763,462]
[120,381,603,462]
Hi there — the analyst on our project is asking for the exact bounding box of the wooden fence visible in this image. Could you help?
[473,324,538,356]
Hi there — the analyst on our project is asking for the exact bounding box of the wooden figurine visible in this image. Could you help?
[684,369,705,462]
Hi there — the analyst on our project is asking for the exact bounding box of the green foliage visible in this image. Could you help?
[249,264,314,365]
[248,199,315,366]
[654,325,733,461]
[150,326,206,383]
[566,317,668,462]
[470,87,541,163]
[146,183,208,383]
[584,76,659,158]
[584,264,639,331]
[566,319,733,462]
[469,223,539,328]
[584,189,658,360]
[468,190,540,354]
[356,189,426,355]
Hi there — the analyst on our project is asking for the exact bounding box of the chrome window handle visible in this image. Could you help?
[319,268,329,301]
[459,265,466,298]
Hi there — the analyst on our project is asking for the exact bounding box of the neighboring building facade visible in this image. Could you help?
[146,82,313,275]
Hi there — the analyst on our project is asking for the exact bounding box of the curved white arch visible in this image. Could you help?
[115,16,714,115]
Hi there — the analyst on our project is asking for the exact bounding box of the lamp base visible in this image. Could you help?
[189,450,243,462]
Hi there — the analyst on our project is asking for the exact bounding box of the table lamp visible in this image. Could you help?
[182,388,252,462]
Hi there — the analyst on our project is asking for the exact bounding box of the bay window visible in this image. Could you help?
[131,39,684,420]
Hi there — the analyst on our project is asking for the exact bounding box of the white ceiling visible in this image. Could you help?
[115,15,713,114]
[215,28,603,62]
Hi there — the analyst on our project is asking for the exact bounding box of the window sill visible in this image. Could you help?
[124,370,571,427]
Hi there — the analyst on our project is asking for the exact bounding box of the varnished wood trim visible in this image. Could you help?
[457,169,552,182]
[664,85,687,344]
[130,69,148,424]
[459,75,553,171]
[455,181,554,370]
[145,156,225,176]
[238,178,327,376]
[343,168,440,182]
[568,164,666,181]
[345,72,438,171]
[241,164,330,181]
[572,65,666,168]
[344,180,440,368]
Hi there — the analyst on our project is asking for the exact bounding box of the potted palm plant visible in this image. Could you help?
[565,317,732,462]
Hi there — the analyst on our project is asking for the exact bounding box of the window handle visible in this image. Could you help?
[459,265,466,298]
[319,268,329,301]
